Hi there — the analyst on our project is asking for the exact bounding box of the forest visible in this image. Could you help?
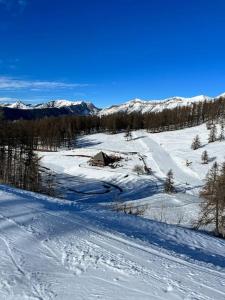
[1,96,225,193]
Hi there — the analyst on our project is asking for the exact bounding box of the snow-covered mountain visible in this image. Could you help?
[99,95,213,116]
[0,100,31,110]
[34,99,85,109]
[34,99,100,115]
[0,99,100,115]
[0,93,223,118]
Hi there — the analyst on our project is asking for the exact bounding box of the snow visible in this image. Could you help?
[0,100,100,115]
[40,123,225,227]
[34,99,85,109]
[0,93,222,115]
[0,101,31,110]
[1,124,225,299]
[99,95,212,115]
[0,184,225,300]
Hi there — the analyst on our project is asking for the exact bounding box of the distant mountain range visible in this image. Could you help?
[99,95,214,116]
[0,100,100,120]
[0,93,224,120]
[0,99,99,113]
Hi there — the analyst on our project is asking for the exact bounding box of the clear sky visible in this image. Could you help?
[1,0,225,107]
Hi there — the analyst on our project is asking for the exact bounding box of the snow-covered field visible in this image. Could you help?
[40,123,225,225]
[1,123,225,299]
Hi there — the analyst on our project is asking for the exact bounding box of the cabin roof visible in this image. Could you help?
[92,151,110,164]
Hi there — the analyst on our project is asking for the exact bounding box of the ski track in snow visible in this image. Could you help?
[1,126,225,299]
[0,184,225,299]
[132,131,202,186]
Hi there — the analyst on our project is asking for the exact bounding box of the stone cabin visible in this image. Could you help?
[90,151,111,167]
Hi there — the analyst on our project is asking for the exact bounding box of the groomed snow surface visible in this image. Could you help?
[1,124,225,299]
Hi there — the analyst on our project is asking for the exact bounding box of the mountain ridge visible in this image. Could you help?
[0,93,224,119]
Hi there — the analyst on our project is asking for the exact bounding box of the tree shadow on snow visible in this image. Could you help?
[1,183,225,270]
[76,137,102,148]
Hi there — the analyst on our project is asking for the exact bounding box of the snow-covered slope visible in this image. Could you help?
[0,100,31,109]
[0,184,225,300]
[34,99,84,109]
[0,93,223,116]
[34,99,100,115]
[0,99,100,115]
[99,95,212,115]
[40,123,225,227]
[1,123,225,299]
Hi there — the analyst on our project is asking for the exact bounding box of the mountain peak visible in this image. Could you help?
[7,101,30,110]
[99,94,214,116]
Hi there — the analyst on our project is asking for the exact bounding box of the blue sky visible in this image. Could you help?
[1,0,225,107]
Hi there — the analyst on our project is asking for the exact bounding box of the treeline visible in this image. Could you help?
[1,97,225,193]
[0,121,55,193]
[1,97,225,151]
[1,97,225,154]
[101,97,225,132]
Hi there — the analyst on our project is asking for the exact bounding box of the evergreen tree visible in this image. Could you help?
[201,150,209,164]
[191,135,201,150]
[164,169,175,193]
[208,124,217,143]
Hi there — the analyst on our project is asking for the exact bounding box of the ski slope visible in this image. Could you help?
[0,184,225,300]
[40,123,225,225]
[1,124,225,299]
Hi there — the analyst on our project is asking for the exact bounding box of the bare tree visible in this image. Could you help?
[219,123,225,141]
[197,161,225,237]
[124,126,132,141]
[206,121,213,130]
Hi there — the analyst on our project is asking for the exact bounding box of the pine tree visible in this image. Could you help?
[201,150,209,164]
[208,124,217,143]
[164,169,175,193]
[191,135,201,150]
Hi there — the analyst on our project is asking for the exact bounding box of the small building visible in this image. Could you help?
[89,151,111,167]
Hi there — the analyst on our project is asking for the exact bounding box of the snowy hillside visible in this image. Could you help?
[35,99,85,109]
[34,99,100,115]
[99,95,213,115]
[0,100,100,115]
[0,100,31,110]
[40,123,225,226]
[0,184,225,300]
[1,123,225,299]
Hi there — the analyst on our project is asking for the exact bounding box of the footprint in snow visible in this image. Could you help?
[164,285,173,293]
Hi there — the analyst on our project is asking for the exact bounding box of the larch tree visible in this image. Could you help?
[197,162,225,237]
[124,126,132,141]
